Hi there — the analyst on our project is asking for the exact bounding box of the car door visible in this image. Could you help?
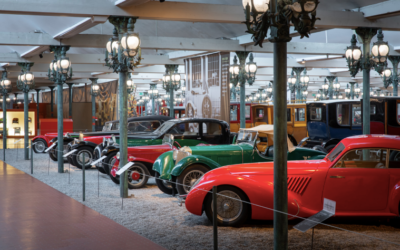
[323,148,389,213]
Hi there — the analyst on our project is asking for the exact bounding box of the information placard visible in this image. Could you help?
[116,162,134,176]
[27,142,37,149]
[63,149,77,157]
[91,156,107,167]
[44,143,56,152]
[294,198,336,233]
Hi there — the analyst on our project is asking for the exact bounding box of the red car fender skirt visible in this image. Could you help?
[388,182,400,216]
[33,135,51,145]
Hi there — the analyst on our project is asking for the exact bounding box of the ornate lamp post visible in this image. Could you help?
[48,46,72,172]
[0,70,12,160]
[322,76,340,99]
[181,80,186,98]
[105,17,141,198]
[162,65,181,118]
[382,56,400,96]
[345,29,389,134]
[288,68,309,103]
[17,63,35,160]
[149,83,159,115]
[345,82,361,99]
[242,1,321,247]
[142,92,149,116]
[90,78,100,131]
[229,83,241,101]
[229,52,257,128]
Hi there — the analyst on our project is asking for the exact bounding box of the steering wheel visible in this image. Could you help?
[173,141,181,149]
[375,162,385,169]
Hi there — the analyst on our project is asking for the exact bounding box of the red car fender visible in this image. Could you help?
[32,135,51,146]
[185,174,300,220]
[388,182,400,216]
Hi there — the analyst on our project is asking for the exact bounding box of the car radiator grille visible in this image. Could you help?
[176,151,191,164]
[287,176,311,195]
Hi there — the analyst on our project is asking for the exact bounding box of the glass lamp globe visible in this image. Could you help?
[59,58,70,74]
[382,68,392,77]
[242,0,269,13]
[316,93,321,98]
[172,72,181,85]
[345,47,362,62]
[322,82,328,90]
[24,72,34,86]
[372,43,390,62]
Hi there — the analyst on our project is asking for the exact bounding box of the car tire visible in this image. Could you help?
[33,139,47,153]
[48,141,69,162]
[73,147,94,170]
[312,145,328,153]
[176,164,209,195]
[205,186,250,227]
[127,162,150,189]
[67,155,76,166]
[155,172,177,195]
[105,152,119,184]
[325,144,336,153]
[49,148,58,162]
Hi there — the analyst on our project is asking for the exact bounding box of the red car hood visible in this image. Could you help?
[219,159,326,176]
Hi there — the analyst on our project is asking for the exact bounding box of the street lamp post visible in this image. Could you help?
[345,82,361,99]
[105,17,141,198]
[49,86,55,117]
[48,46,73,173]
[229,83,240,101]
[90,78,100,132]
[229,52,257,128]
[149,83,159,115]
[382,56,400,96]
[322,76,340,99]
[288,68,309,103]
[0,70,12,160]
[35,89,41,134]
[66,82,74,119]
[17,63,35,160]
[162,65,181,118]
[345,29,389,134]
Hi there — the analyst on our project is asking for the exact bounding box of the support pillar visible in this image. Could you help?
[35,89,41,134]
[24,91,29,160]
[57,83,64,172]
[388,56,400,96]
[169,88,174,118]
[356,28,377,135]
[3,94,6,158]
[349,82,356,99]
[292,67,305,103]
[273,41,288,250]
[119,71,128,198]
[66,83,73,119]
[235,51,250,128]
[92,95,96,131]
[49,86,55,118]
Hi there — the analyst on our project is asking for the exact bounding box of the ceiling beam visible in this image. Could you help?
[2,1,400,30]
[114,0,150,7]
[359,2,400,20]
[53,16,108,39]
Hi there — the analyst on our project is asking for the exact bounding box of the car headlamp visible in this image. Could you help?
[79,132,84,141]
[173,150,178,160]
[74,138,79,143]
[116,152,120,160]
[65,132,71,138]
[179,146,192,155]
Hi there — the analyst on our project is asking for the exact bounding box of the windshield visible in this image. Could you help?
[153,121,176,135]
[236,130,258,146]
[103,122,113,131]
[327,143,345,162]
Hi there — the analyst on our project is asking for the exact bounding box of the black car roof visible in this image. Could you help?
[166,117,229,126]
[105,115,173,124]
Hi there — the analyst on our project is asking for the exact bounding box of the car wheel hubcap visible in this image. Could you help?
[212,190,243,222]
[35,141,45,152]
[77,150,92,166]
[127,166,144,184]
[183,170,204,194]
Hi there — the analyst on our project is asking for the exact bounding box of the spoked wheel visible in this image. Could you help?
[127,162,150,189]
[205,186,250,227]
[93,147,106,174]
[33,139,47,153]
[155,172,177,195]
[176,164,208,195]
[202,96,212,118]
[107,154,119,185]
[74,146,94,170]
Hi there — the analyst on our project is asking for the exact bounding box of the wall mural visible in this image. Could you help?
[127,93,138,118]
[184,52,230,125]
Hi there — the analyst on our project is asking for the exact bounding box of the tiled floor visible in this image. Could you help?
[0,160,166,250]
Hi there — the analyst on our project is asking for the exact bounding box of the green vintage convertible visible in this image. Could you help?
[153,125,327,195]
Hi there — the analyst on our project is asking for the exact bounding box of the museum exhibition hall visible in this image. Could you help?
[1,0,400,249]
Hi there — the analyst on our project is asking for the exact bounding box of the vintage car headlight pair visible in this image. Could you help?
[116,152,120,160]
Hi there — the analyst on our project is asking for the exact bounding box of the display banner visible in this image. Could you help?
[184,52,230,124]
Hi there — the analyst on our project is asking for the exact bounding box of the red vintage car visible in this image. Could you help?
[184,135,400,226]
[32,132,77,153]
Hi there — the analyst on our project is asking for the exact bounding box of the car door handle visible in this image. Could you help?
[330,176,345,179]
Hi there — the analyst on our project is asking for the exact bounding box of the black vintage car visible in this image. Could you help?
[48,115,172,165]
[94,118,234,183]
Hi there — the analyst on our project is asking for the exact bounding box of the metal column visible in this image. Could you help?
[35,89,40,134]
[273,41,288,250]
[326,76,336,99]
[67,83,73,118]
[92,94,96,131]
[49,86,55,118]
[239,82,246,128]
[119,71,128,198]
[388,56,400,96]
[24,91,29,160]
[169,88,174,118]
[3,94,6,159]
[356,28,377,135]
[57,83,64,172]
